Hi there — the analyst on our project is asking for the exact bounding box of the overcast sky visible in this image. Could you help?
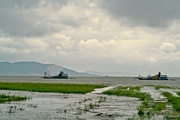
[1,0,180,76]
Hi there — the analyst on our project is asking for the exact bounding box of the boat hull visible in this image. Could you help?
[42,76,68,79]
[138,78,168,80]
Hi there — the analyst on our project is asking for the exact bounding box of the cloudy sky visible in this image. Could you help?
[1,0,180,76]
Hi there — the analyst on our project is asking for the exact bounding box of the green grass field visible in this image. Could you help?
[0,82,106,94]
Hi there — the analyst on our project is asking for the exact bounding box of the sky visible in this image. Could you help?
[1,0,180,76]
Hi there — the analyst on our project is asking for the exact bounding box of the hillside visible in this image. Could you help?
[0,62,93,76]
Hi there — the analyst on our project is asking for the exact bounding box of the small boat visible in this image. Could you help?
[138,72,168,80]
[42,71,68,79]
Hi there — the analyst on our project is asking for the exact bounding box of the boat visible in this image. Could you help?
[138,72,168,80]
[42,71,68,79]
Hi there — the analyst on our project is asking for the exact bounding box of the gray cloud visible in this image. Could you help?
[1,0,180,76]
[99,0,180,27]
[0,0,68,10]
[0,0,69,36]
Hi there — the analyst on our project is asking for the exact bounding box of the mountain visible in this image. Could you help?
[0,61,93,76]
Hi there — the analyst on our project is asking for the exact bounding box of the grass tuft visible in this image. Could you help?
[0,94,27,103]
[155,85,173,90]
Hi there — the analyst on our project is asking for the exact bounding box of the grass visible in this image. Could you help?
[0,82,107,94]
[163,92,180,112]
[0,94,27,103]
[162,92,180,119]
[138,102,166,117]
[103,86,151,101]
[152,102,166,111]
[155,85,173,90]
[177,92,180,96]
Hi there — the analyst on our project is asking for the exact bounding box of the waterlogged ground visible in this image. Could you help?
[0,77,180,120]
[0,86,180,120]
[0,89,140,120]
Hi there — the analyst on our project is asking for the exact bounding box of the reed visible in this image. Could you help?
[0,82,106,94]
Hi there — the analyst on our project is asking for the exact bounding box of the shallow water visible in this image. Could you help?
[0,91,82,120]
[0,90,141,120]
[0,76,179,120]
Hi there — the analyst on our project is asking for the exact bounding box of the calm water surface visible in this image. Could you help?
[0,76,179,86]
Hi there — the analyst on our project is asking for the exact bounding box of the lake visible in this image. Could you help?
[0,76,179,86]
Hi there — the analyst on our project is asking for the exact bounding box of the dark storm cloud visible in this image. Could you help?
[0,0,68,36]
[99,0,180,27]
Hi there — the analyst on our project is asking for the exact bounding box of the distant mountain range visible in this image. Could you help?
[0,62,94,76]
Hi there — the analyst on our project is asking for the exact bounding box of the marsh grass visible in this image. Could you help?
[153,102,166,111]
[103,86,169,119]
[137,101,166,119]
[163,92,180,112]
[0,82,106,94]
[103,86,151,101]
[155,85,173,90]
[162,92,180,119]
[0,94,27,103]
